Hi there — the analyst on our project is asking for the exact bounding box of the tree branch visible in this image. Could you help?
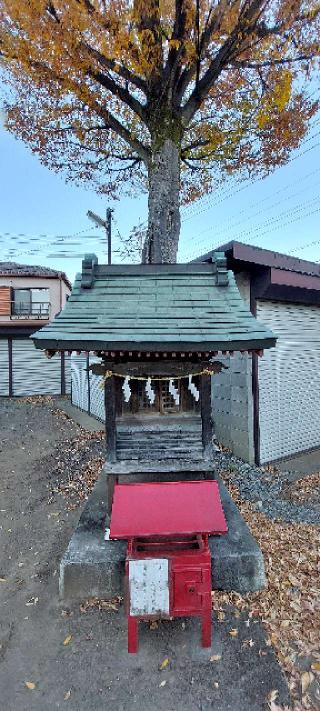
[81,42,148,94]
[88,67,147,122]
[86,98,150,164]
[17,56,151,164]
[232,54,318,69]
[175,0,235,105]
[181,1,273,123]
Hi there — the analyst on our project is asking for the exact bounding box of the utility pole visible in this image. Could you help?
[87,207,114,265]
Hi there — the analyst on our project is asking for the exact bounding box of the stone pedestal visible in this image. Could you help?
[59,472,266,600]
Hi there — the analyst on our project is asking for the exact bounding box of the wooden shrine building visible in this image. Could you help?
[32,254,276,509]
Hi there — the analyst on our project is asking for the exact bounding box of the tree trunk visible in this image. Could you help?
[142,136,181,264]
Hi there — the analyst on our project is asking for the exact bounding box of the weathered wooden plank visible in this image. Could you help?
[90,360,225,377]
[104,376,117,463]
[200,374,213,459]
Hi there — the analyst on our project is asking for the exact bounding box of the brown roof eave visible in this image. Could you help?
[194,241,320,279]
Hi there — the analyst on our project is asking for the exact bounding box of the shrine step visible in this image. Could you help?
[116,429,203,461]
[59,472,266,601]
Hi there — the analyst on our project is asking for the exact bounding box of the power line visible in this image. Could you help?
[184,200,320,260]
[183,171,320,249]
[181,137,320,223]
[0,225,99,241]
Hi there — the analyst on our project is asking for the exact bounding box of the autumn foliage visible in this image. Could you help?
[0,1,319,261]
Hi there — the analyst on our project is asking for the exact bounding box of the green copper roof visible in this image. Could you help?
[32,254,276,353]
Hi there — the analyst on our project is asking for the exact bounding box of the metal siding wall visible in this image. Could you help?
[70,354,89,411]
[64,354,71,395]
[0,339,9,395]
[12,339,62,395]
[211,271,254,463]
[257,300,320,463]
[89,355,105,421]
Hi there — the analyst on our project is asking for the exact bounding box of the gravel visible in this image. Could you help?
[212,449,320,526]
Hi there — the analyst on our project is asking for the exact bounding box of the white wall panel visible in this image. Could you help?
[64,353,71,395]
[257,300,320,463]
[89,355,105,421]
[0,339,9,395]
[71,353,89,411]
[12,339,62,395]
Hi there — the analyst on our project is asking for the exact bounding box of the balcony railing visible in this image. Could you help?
[9,301,51,320]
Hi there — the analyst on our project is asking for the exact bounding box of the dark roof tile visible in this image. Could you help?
[32,254,276,353]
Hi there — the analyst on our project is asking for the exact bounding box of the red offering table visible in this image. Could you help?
[109,480,228,539]
[109,480,228,653]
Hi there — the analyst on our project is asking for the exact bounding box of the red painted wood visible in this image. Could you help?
[125,534,213,652]
[110,480,227,539]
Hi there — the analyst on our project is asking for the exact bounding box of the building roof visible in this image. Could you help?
[32,253,276,353]
[0,261,72,289]
[194,241,320,277]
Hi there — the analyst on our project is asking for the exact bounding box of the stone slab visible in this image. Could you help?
[60,472,266,600]
[54,397,104,432]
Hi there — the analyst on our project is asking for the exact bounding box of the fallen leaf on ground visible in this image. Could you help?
[229,629,238,637]
[242,639,254,648]
[80,596,122,613]
[149,621,159,630]
[159,657,170,670]
[64,690,71,700]
[0,578,6,582]
[301,670,314,694]
[25,681,36,690]
[210,654,221,662]
[267,689,278,703]
[216,473,320,709]
[159,680,167,687]
[311,661,320,672]
[63,635,72,646]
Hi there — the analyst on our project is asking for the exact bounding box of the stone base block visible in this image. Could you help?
[59,473,266,601]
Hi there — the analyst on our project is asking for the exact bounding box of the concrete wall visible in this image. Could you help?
[212,271,254,463]
[0,275,70,322]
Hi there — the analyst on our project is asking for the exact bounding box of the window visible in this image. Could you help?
[12,288,50,317]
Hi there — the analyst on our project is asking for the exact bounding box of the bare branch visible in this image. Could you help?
[88,67,147,122]
[181,1,276,123]
[232,54,318,69]
[81,42,148,94]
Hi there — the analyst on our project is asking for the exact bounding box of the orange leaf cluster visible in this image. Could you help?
[0,1,319,207]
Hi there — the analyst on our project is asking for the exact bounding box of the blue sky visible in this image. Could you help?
[0,122,319,284]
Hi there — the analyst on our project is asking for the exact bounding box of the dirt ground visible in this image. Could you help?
[0,398,293,711]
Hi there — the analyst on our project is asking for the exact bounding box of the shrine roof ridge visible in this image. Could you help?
[80,253,229,289]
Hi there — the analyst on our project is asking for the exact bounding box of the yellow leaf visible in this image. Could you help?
[169,39,180,50]
[63,635,72,646]
[159,657,170,670]
[229,629,238,637]
[301,671,314,694]
[25,681,36,690]
[311,662,320,672]
[210,654,221,662]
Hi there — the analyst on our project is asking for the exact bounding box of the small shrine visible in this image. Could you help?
[33,253,275,511]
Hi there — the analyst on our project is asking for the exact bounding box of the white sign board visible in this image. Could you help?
[129,559,169,616]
